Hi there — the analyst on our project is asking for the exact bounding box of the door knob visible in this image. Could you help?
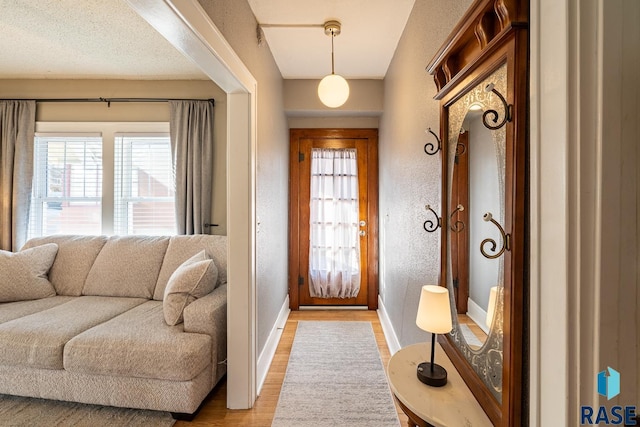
[359,220,366,227]
[359,230,366,237]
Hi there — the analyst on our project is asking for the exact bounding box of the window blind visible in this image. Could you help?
[28,135,103,238]
[114,134,176,235]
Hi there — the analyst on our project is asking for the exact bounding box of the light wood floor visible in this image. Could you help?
[176,310,409,426]
[457,313,488,347]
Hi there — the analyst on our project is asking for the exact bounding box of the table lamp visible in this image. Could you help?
[415,285,453,387]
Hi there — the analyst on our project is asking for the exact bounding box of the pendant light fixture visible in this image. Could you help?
[318,21,350,108]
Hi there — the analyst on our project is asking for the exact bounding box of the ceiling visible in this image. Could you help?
[0,0,206,79]
[248,0,416,79]
[0,0,416,81]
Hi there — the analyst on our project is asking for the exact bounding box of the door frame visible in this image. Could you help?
[289,128,379,310]
[127,0,258,409]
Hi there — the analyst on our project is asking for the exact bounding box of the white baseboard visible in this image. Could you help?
[257,296,290,395]
[466,297,490,334]
[377,295,401,355]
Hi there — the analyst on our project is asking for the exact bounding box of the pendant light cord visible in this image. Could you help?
[331,30,335,75]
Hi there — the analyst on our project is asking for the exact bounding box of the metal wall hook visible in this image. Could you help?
[423,204,442,233]
[424,128,442,155]
[449,204,465,232]
[482,83,512,130]
[480,212,511,259]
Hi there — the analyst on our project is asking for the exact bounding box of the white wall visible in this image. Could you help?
[530,0,640,424]
[378,0,471,346]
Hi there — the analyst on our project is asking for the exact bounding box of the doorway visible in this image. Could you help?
[289,129,378,310]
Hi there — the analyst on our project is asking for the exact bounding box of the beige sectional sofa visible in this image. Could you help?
[0,234,227,419]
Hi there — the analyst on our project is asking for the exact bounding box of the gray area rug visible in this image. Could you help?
[272,321,400,427]
[0,394,175,427]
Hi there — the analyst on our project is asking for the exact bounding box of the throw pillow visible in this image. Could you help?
[0,243,58,303]
[163,250,218,326]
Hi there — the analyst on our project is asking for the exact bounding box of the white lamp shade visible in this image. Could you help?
[416,285,453,334]
[485,286,499,329]
[318,74,350,108]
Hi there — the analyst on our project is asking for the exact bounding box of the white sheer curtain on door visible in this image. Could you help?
[309,148,361,298]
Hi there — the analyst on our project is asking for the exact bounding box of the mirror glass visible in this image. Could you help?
[445,63,507,401]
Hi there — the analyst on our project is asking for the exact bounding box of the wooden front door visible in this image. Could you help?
[289,129,378,309]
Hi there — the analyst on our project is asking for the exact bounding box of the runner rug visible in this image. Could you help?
[0,394,175,427]
[272,321,400,427]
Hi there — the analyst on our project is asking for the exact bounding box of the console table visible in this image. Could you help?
[387,342,492,427]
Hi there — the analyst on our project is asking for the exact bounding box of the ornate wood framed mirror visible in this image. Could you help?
[426,1,528,425]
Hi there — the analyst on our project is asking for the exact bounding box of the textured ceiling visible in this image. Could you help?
[0,0,207,79]
[248,0,416,79]
[0,0,417,81]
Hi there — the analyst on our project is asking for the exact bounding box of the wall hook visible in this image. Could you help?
[482,83,512,130]
[424,128,442,155]
[449,204,465,232]
[423,204,442,232]
[480,212,511,259]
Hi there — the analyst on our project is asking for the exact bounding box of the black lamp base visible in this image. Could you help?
[417,362,448,387]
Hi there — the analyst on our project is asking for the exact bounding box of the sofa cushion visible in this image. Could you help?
[154,234,227,300]
[0,296,74,325]
[0,243,58,303]
[22,235,108,296]
[163,251,218,326]
[83,236,169,299]
[0,296,146,370]
[64,301,211,382]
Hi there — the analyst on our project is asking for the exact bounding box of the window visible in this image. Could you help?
[114,135,175,235]
[29,135,103,237]
[28,123,175,238]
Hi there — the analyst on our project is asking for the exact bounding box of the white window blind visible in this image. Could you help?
[114,134,176,235]
[28,135,103,238]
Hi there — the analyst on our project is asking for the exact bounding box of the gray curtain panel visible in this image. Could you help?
[169,100,214,235]
[0,100,36,251]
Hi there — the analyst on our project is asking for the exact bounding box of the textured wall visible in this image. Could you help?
[0,79,228,236]
[378,0,471,346]
[197,0,289,355]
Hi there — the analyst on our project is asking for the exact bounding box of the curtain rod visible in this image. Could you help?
[1,98,214,107]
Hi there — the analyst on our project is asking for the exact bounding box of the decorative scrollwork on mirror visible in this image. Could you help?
[427,1,528,425]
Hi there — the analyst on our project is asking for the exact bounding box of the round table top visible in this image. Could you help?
[387,342,492,427]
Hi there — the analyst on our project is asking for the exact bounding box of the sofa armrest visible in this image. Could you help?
[183,284,227,384]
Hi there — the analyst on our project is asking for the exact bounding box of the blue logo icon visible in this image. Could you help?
[598,367,621,400]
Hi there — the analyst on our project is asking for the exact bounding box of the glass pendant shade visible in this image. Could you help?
[318,74,350,108]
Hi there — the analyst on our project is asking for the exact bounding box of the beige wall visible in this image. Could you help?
[285,78,382,128]
[197,0,290,356]
[288,116,379,129]
[598,0,640,408]
[0,79,228,236]
[378,0,471,345]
